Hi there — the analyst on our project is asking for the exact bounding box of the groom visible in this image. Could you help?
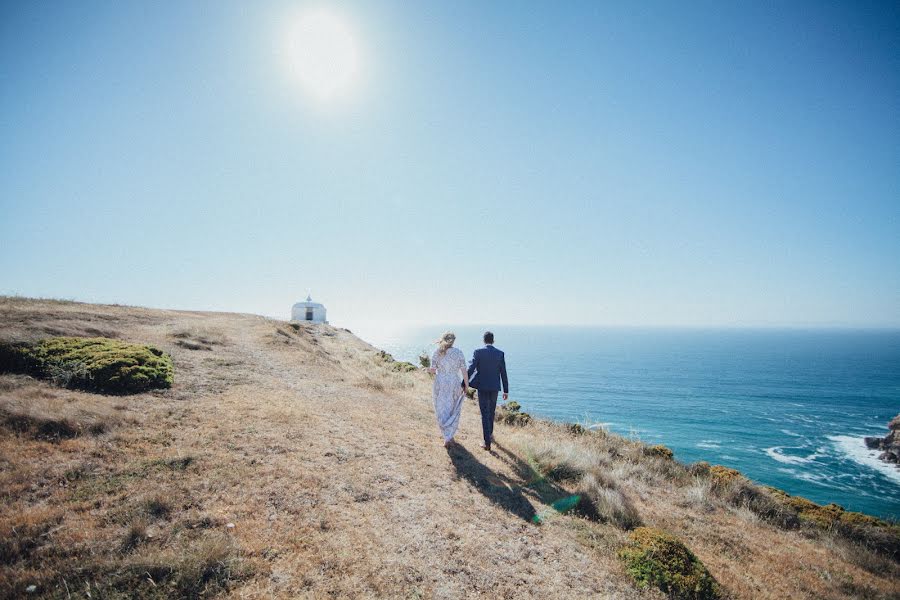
[467,331,509,452]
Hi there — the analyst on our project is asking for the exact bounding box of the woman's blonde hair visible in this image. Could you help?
[436,331,456,354]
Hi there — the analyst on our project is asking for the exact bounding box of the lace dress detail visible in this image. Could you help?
[431,347,466,442]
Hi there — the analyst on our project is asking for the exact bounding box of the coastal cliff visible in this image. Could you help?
[0,297,898,599]
[866,415,900,466]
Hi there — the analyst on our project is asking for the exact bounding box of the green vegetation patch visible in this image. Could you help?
[0,337,173,394]
[374,350,418,372]
[644,444,674,460]
[566,423,586,435]
[392,361,418,373]
[495,401,532,426]
[775,489,897,528]
[765,489,900,558]
[707,465,743,488]
[619,527,721,599]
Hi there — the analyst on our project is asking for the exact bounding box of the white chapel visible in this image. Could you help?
[291,295,327,323]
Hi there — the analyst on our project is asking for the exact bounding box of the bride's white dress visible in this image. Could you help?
[431,347,466,442]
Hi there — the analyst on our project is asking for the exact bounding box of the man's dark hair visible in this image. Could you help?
[483,331,494,344]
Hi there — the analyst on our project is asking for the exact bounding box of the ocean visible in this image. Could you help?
[351,325,900,519]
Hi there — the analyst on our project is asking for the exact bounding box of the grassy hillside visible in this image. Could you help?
[0,297,897,599]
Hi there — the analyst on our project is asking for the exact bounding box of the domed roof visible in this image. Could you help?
[292,295,325,309]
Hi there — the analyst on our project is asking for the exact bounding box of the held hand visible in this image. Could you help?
[426,367,436,375]
[503,392,508,401]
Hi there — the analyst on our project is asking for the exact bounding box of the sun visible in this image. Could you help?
[285,9,359,101]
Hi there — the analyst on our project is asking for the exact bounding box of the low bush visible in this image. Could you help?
[373,350,417,373]
[0,337,173,394]
[767,489,900,558]
[784,495,845,527]
[644,444,674,460]
[619,527,721,599]
[566,423,586,435]
[495,402,532,426]
[707,465,743,489]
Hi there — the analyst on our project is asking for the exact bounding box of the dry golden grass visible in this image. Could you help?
[0,296,898,599]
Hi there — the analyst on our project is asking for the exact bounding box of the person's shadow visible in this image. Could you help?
[491,442,577,511]
[445,443,537,522]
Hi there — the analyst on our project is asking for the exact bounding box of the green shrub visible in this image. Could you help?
[766,489,900,557]
[495,401,532,426]
[645,444,674,460]
[619,528,721,599]
[0,337,174,395]
[418,353,430,368]
[707,465,743,489]
[373,350,417,373]
[783,495,844,527]
[392,361,417,373]
[566,423,586,435]
[374,350,394,363]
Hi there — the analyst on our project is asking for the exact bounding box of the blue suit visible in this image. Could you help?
[467,345,509,449]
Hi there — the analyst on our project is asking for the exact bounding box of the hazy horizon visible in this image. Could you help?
[2,2,898,329]
[5,294,900,333]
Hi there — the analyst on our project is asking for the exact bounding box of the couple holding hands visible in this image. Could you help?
[428,330,509,452]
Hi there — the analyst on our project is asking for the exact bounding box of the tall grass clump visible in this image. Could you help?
[519,434,641,528]
[576,473,642,529]
[0,337,174,394]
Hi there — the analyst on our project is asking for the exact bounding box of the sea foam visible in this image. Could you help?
[764,446,823,465]
[828,435,900,485]
[696,440,721,449]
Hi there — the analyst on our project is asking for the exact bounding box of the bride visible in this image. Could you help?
[428,332,469,447]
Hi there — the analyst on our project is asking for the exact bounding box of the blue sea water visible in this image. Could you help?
[353,325,900,519]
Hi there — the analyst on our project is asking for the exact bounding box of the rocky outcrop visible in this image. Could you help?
[865,414,900,465]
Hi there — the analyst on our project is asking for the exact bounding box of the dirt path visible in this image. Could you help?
[221,315,622,598]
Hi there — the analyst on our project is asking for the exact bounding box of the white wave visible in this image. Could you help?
[765,446,824,466]
[777,468,844,491]
[780,429,802,437]
[696,440,721,449]
[828,435,900,485]
[788,414,820,424]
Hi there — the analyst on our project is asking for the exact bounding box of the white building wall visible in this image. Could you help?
[291,303,327,323]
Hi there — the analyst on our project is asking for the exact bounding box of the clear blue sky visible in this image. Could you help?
[1,1,898,328]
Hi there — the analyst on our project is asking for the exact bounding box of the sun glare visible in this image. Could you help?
[285,10,359,101]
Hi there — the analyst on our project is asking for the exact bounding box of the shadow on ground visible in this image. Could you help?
[446,443,537,522]
[491,442,583,520]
